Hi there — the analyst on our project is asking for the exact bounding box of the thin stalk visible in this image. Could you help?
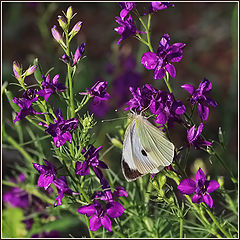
[206,208,231,238]
[163,73,173,93]
[179,218,183,238]
[75,94,91,113]
[85,215,93,238]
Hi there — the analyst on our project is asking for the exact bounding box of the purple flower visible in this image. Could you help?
[181,78,218,121]
[32,160,56,190]
[51,25,63,42]
[53,176,80,206]
[40,109,78,148]
[125,84,157,111]
[141,34,186,80]
[80,80,110,104]
[72,43,85,66]
[147,2,174,14]
[31,230,61,238]
[77,200,125,232]
[115,15,144,45]
[3,173,29,209]
[187,123,212,149]
[13,61,21,80]
[177,168,219,208]
[12,88,45,122]
[37,74,66,102]
[75,145,108,177]
[119,2,136,20]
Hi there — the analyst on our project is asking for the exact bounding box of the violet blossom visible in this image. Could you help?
[12,88,45,122]
[187,123,212,149]
[146,2,174,14]
[53,176,80,206]
[32,159,56,190]
[80,80,110,104]
[37,74,66,102]
[75,145,108,178]
[177,168,219,208]
[141,33,186,80]
[181,78,218,121]
[119,2,136,20]
[40,109,78,148]
[115,15,144,45]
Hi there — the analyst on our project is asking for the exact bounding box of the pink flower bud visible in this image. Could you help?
[25,65,38,76]
[51,25,62,42]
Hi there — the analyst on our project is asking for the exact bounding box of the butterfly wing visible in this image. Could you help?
[121,120,143,182]
[136,116,175,167]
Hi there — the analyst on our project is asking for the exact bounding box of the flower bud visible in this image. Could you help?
[25,65,38,76]
[70,21,82,36]
[111,138,123,150]
[61,54,70,64]
[13,61,22,80]
[51,25,62,42]
[58,16,67,30]
[66,6,73,20]
[72,43,85,66]
[217,176,224,188]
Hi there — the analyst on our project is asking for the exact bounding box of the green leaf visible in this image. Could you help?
[2,207,27,238]
[4,89,20,112]
[33,58,43,84]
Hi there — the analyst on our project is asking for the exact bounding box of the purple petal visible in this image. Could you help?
[196,168,206,183]
[52,74,59,84]
[198,103,209,121]
[54,192,63,206]
[75,161,90,176]
[206,180,219,193]
[154,65,166,80]
[77,204,96,217]
[187,125,196,143]
[101,215,111,232]
[113,186,128,198]
[172,100,186,115]
[32,163,46,174]
[38,174,53,189]
[165,64,176,78]
[203,193,213,208]
[196,123,204,138]
[106,202,125,218]
[206,97,218,107]
[155,111,167,125]
[192,193,203,204]
[141,52,158,70]
[62,131,72,143]
[177,179,196,195]
[89,215,101,231]
[181,84,195,95]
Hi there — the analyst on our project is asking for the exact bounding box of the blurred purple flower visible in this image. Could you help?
[141,34,186,80]
[32,160,56,190]
[80,80,110,104]
[146,2,174,14]
[77,200,125,232]
[75,145,108,181]
[177,168,219,208]
[187,123,212,149]
[90,100,110,118]
[119,2,136,19]
[12,88,45,122]
[115,15,144,45]
[3,173,29,209]
[37,74,66,102]
[31,230,61,238]
[53,176,80,206]
[40,109,78,148]
[181,78,218,121]
[72,43,85,66]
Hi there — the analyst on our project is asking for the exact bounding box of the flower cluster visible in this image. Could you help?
[125,84,186,127]
[33,159,80,206]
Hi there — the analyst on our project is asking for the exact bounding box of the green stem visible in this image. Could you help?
[139,16,153,52]
[75,94,91,113]
[163,73,173,93]
[68,63,75,118]
[179,218,183,238]
[206,208,231,238]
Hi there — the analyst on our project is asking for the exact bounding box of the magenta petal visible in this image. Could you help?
[196,168,206,183]
[198,103,209,121]
[206,180,219,193]
[181,84,195,95]
[52,74,59,84]
[101,215,111,232]
[155,111,167,125]
[165,64,176,78]
[38,174,53,189]
[89,215,101,231]
[141,52,158,70]
[77,204,96,217]
[206,97,218,107]
[154,65,166,80]
[192,193,203,204]
[203,193,213,208]
[177,179,196,195]
[62,131,72,143]
[106,202,125,218]
[187,125,196,143]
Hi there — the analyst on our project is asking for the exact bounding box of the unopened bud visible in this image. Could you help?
[25,65,38,76]
[13,61,22,80]
[70,21,82,36]
[51,25,62,42]
[72,43,85,66]
[58,16,67,30]
[66,6,73,20]
[217,176,224,188]
[111,138,123,149]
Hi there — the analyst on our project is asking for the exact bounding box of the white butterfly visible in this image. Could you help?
[121,113,175,182]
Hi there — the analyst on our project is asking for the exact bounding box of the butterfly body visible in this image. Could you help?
[121,114,174,182]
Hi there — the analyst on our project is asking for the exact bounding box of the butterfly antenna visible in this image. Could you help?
[101,116,128,123]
